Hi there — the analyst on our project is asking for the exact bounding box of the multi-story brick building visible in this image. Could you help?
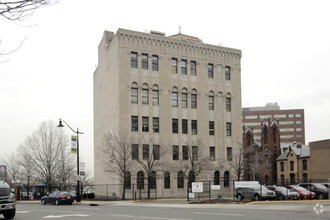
[242,103,305,146]
[93,28,242,199]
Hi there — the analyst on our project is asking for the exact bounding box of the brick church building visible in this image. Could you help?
[243,118,281,184]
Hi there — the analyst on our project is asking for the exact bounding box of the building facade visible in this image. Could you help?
[310,139,330,181]
[242,102,305,145]
[276,142,310,185]
[243,119,281,184]
[93,29,242,199]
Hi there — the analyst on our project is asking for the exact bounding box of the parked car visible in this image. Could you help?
[41,191,74,205]
[266,186,300,200]
[286,185,316,200]
[236,185,275,201]
[298,183,329,199]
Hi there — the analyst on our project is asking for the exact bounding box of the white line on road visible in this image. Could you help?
[16,211,31,214]
[194,212,243,217]
[43,214,90,218]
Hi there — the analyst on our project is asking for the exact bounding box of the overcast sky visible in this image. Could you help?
[1,0,329,176]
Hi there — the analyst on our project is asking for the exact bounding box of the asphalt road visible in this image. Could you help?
[2,201,330,220]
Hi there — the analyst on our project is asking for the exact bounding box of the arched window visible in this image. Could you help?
[214,171,220,185]
[152,84,159,106]
[303,159,307,170]
[290,173,295,184]
[172,87,178,107]
[265,175,269,185]
[142,83,149,104]
[131,82,138,103]
[191,89,197,108]
[280,162,284,172]
[272,128,277,143]
[303,173,308,183]
[149,171,157,189]
[225,93,231,112]
[177,171,184,188]
[290,161,294,171]
[182,88,188,108]
[137,171,144,189]
[209,91,214,110]
[224,171,230,187]
[124,171,131,189]
[263,128,268,144]
[164,171,170,189]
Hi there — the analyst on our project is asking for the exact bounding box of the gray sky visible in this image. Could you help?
[1,0,329,176]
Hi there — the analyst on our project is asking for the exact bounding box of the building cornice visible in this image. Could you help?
[115,28,242,60]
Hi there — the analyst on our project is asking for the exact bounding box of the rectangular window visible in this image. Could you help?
[143,144,149,160]
[191,94,197,108]
[191,120,197,134]
[152,117,159,132]
[296,128,302,132]
[191,61,196,76]
[296,114,301,118]
[182,93,187,108]
[131,116,138,132]
[226,122,232,136]
[131,52,138,68]
[141,53,148,70]
[210,146,215,161]
[142,89,148,104]
[153,145,160,160]
[131,88,138,103]
[142,116,149,132]
[173,145,179,160]
[226,97,231,112]
[227,147,232,161]
[288,114,294,118]
[280,162,284,172]
[171,58,177,73]
[152,90,159,105]
[172,92,178,107]
[181,59,187,75]
[225,66,231,80]
[182,119,188,134]
[209,96,214,110]
[192,146,198,161]
[208,63,213,78]
[132,144,139,160]
[296,121,302,124]
[182,145,188,160]
[209,121,214,135]
[152,55,159,71]
[303,160,307,170]
[172,119,178,133]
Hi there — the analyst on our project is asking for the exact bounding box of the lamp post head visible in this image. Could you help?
[57,119,64,128]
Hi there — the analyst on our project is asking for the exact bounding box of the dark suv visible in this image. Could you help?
[298,183,329,199]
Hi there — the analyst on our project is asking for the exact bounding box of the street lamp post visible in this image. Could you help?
[57,118,84,202]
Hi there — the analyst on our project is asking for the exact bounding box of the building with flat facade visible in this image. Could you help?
[310,139,330,181]
[93,28,242,199]
[242,102,305,145]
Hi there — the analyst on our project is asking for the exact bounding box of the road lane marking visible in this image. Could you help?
[16,211,31,213]
[110,214,190,220]
[194,212,243,217]
[43,214,89,218]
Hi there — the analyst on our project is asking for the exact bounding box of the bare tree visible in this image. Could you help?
[17,145,36,199]
[136,140,167,199]
[229,148,244,181]
[22,120,68,192]
[55,141,75,191]
[1,151,21,186]
[181,139,207,188]
[100,132,134,200]
[0,0,57,21]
